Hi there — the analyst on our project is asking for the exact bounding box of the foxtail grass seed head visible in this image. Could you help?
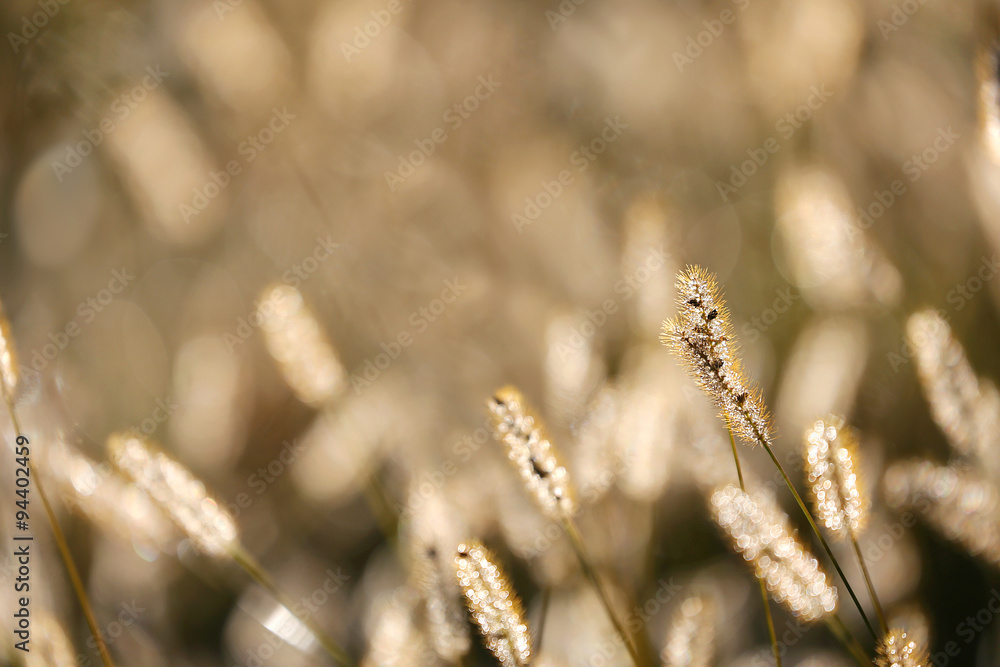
[876,629,929,667]
[108,432,238,558]
[710,485,838,621]
[0,299,18,398]
[884,460,1000,566]
[47,439,176,553]
[662,266,772,447]
[412,540,471,662]
[804,416,867,540]
[260,284,346,408]
[907,310,1000,464]
[454,541,531,667]
[661,594,717,667]
[488,386,576,520]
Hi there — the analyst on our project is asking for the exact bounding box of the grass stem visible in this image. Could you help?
[230,544,353,667]
[825,615,871,667]
[3,391,115,667]
[726,422,781,667]
[850,535,889,636]
[562,517,646,667]
[754,437,878,641]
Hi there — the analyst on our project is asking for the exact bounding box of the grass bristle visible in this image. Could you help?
[487,386,576,520]
[661,266,772,448]
[454,540,531,667]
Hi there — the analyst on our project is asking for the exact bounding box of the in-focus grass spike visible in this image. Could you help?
[661,265,878,641]
[805,416,888,634]
[0,298,115,667]
[661,265,772,448]
[454,541,531,667]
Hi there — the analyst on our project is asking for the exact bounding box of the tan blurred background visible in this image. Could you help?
[1,0,999,665]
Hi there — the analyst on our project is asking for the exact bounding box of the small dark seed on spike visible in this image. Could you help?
[707,309,718,320]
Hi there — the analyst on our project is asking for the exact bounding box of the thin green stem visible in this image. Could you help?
[230,545,353,667]
[825,615,871,667]
[755,437,878,641]
[850,534,889,636]
[727,423,781,667]
[4,391,115,667]
[562,517,646,667]
[534,588,551,656]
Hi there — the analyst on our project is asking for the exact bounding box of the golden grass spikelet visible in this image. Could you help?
[46,439,177,552]
[710,485,838,621]
[906,310,1000,464]
[661,266,772,447]
[0,299,19,398]
[412,541,472,662]
[488,386,576,520]
[108,432,238,558]
[875,628,929,667]
[259,284,346,408]
[804,416,867,540]
[661,593,717,667]
[454,540,531,667]
[884,460,1000,566]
